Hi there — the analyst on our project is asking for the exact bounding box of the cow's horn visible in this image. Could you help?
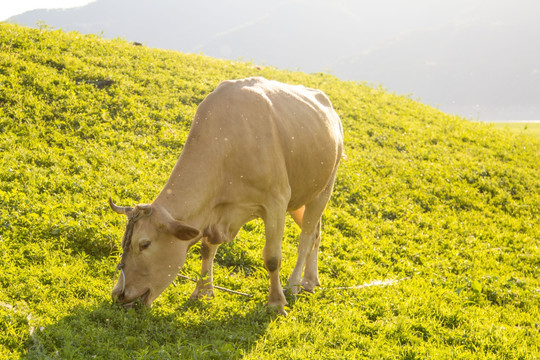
[108,197,132,215]
[136,204,153,217]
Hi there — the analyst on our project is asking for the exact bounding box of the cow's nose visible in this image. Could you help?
[111,287,125,303]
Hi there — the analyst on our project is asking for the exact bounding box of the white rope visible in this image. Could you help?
[321,277,410,291]
[120,269,126,293]
[112,268,127,293]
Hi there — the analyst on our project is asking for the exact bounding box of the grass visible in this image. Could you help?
[1,23,539,359]
[488,122,540,139]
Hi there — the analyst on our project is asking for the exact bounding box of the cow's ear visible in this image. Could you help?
[168,220,200,241]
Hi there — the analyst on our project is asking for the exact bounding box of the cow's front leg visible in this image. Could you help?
[190,238,218,299]
[263,211,288,315]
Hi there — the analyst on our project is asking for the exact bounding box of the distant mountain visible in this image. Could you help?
[8,0,540,120]
[331,2,540,120]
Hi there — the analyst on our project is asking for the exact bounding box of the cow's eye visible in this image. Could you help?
[139,240,151,251]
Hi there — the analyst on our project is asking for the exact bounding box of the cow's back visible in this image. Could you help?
[186,77,343,211]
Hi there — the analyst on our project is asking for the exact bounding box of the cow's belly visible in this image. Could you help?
[286,160,338,210]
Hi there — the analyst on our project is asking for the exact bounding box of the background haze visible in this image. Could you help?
[7,0,540,120]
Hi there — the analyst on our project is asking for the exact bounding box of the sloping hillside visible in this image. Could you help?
[0,24,539,359]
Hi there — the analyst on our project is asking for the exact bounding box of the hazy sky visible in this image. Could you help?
[0,0,95,21]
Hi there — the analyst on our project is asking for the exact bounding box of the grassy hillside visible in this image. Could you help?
[489,122,540,139]
[1,23,539,359]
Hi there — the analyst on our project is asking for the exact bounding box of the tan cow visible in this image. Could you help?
[109,77,343,314]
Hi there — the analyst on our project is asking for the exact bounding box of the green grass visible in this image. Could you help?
[1,23,539,359]
[488,122,540,139]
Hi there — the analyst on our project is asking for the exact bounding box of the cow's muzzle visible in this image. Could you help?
[111,270,151,308]
[112,286,151,308]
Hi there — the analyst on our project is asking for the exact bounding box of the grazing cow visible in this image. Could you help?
[109,77,343,314]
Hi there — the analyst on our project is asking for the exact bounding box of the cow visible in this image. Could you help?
[109,77,343,314]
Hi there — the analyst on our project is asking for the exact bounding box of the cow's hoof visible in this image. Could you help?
[267,303,287,316]
[190,287,214,300]
[300,279,320,293]
[284,284,302,295]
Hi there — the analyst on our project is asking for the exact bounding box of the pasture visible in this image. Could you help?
[488,122,540,139]
[0,24,539,359]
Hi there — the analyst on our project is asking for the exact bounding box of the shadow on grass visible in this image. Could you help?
[25,298,276,360]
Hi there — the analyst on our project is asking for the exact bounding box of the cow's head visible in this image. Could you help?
[109,198,200,308]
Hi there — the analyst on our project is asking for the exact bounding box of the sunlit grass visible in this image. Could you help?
[1,23,539,359]
[488,121,540,139]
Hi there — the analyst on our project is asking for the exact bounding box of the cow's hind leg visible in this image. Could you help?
[287,172,337,295]
[301,220,321,292]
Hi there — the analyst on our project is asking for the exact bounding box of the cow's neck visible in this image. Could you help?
[153,141,221,230]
